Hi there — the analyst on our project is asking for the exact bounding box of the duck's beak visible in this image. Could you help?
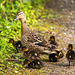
[13,16,18,21]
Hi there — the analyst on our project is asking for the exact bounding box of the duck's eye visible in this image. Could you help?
[18,12,23,15]
[18,13,21,16]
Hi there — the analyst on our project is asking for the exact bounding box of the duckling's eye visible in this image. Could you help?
[18,44,21,47]
[34,53,37,56]
[69,55,71,58]
[38,62,40,64]
[55,55,57,58]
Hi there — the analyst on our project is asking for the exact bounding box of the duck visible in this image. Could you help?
[22,46,42,68]
[66,44,75,66]
[28,60,44,69]
[49,51,58,62]
[48,36,58,49]
[49,50,64,62]
[22,46,41,61]
[8,39,23,53]
[13,11,57,55]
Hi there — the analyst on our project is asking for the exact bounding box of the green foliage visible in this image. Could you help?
[0,0,57,74]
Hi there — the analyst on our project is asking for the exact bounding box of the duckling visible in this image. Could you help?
[28,60,43,69]
[49,52,58,62]
[49,50,64,62]
[66,44,75,66]
[8,39,22,53]
[48,36,58,49]
[22,46,41,61]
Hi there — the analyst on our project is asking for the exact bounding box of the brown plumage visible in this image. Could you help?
[13,11,57,55]
[66,44,75,66]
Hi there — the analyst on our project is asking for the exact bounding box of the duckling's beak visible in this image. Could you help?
[22,48,28,52]
[50,38,54,42]
[13,16,18,21]
[58,52,63,58]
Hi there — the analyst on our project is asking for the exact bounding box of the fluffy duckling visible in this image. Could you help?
[49,51,58,62]
[48,36,58,49]
[49,36,58,45]
[28,60,43,69]
[66,44,75,66]
[22,46,41,61]
[8,39,22,53]
[49,50,64,62]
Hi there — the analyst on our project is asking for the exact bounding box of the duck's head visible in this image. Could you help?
[67,44,73,50]
[22,46,28,52]
[13,11,26,21]
[49,36,55,42]
[8,39,14,43]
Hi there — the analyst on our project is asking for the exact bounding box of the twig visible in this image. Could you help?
[5,59,18,61]
[5,59,22,63]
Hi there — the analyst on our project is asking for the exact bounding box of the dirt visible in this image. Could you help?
[29,11,75,75]
[39,11,75,75]
[2,11,75,75]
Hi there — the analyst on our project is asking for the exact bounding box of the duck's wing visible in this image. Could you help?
[33,39,58,50]
[24,32,43,43]
[26,30,45,42]
[34,40,48,47]
[21,35,56,55]
[32,32,45,42]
